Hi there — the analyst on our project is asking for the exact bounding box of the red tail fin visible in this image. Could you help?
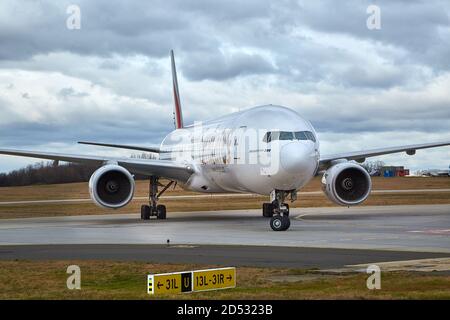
[171,50,183,129]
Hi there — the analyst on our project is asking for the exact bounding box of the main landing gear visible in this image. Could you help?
[263,190,296,231]
[141,176,174,220]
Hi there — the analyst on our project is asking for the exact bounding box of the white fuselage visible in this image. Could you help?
[160,105,320,195]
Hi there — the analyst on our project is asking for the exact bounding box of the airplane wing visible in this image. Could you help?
[320,141,450,169]
[0,148,193,182]
[78,141,165,153]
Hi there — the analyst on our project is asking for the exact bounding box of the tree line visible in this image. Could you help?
[0,162,98,187]
[0,153,155,187]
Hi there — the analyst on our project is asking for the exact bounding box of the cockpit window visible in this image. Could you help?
[279,131,294,140]
[304,131,316,142]
[263,131,316,143]
[294,131,308,140]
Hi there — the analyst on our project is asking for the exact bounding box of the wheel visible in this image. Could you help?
[282,215,291,229]
[156,205,166,219]
[270,215,290,231]
[141,205,151,220]
[144,205,151,220]
[262,203,274,217]
[270,215,284,231]
[156,205,167,219]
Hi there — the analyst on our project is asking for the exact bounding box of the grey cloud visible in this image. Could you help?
[337,66,406,88]
[182,51,276,81]
[0,1,291,70]
[0,116,170,148]
[3,0,446,87]
[58,87,89,99]
[295,0,450,71]
[99,59,121,70]
[313,117,450,134]
[0,0,248,61]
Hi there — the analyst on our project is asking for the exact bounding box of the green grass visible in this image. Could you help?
[0,260,449,300]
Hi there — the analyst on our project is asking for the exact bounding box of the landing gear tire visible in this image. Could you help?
[283,215,291,229]
[141,205,151,220]
[270,215,290,231]
[156,205,167,220]
[262,203,274,218]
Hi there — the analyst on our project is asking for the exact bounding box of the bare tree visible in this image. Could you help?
[361,160,385,175]
[0,155,154,187]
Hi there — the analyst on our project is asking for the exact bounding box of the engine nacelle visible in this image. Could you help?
[89,164,135,209]
[321,162,371,206]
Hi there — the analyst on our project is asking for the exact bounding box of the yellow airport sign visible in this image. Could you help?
[148,267,236,294]
[148,271,192,295]
[193,267,236,292]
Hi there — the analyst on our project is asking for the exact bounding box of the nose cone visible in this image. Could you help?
[280,142,316,174]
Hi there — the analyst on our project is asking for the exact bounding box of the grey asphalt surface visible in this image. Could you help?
[0,244,448,268]
[0,204,449,268]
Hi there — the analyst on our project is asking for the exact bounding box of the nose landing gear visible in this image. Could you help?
[264,190,295,231]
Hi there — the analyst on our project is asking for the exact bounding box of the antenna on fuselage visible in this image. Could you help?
[171,50,184,129]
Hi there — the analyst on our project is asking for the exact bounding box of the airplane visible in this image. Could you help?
[421,168,450,177]
[1,50,449,231]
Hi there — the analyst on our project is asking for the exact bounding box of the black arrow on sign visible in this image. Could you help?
[157,282,163,289]
[227,275,232,281]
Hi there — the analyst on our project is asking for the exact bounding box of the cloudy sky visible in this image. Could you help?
[0,0,449,173]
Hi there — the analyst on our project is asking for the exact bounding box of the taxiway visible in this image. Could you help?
[0,204,449,268]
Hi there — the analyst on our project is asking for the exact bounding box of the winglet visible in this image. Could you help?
[171,50,184,129]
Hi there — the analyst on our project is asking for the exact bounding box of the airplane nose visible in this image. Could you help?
[280,142,314,174]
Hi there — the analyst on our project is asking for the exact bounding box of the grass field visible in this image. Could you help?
[0,260,449,300]
[0,177,448,219]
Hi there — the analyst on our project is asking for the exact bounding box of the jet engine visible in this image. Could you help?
[321,162,371,206]
[89,164,135,209]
